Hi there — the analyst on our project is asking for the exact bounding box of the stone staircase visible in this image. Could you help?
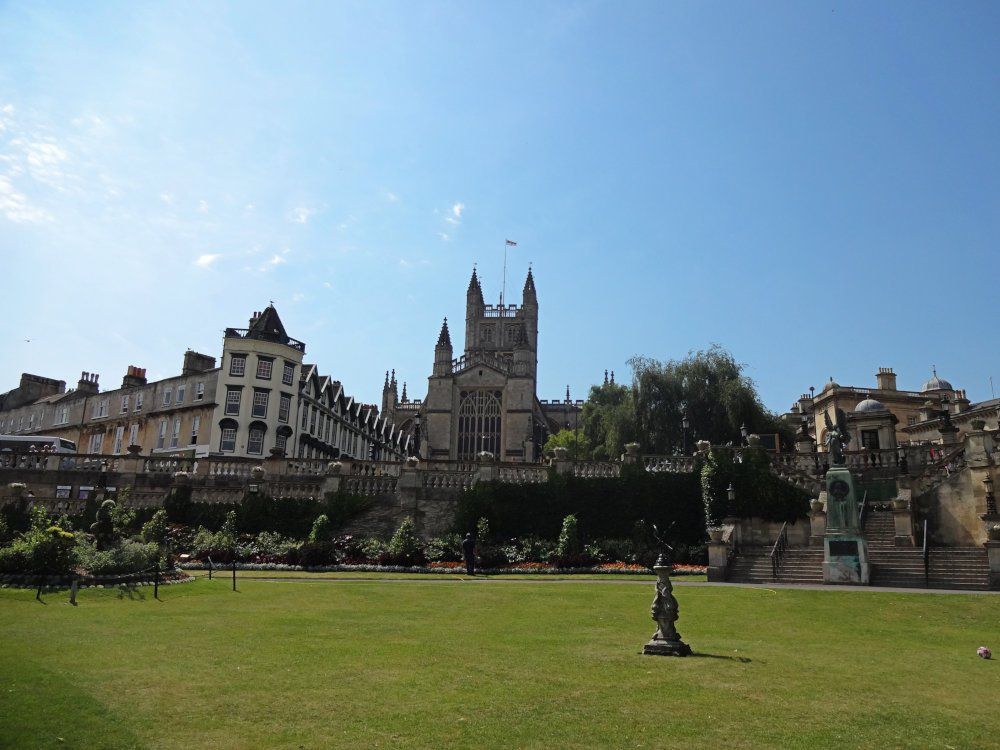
[727,546,824,585]
[863,510,989,590]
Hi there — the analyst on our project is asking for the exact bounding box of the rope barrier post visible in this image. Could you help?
[36,570,44,602]
[208,557,213,580]
[154,564,160,600]
[232,558,237,592]
[69,574,78,606]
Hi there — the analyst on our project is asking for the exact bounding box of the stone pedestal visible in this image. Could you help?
[893,506,915,547]
[823,535,870,584]
[642,563,691,657]
[707,541,728,582]
[984,542,1000,590]
[809,506,827,547]
[822,467,870,584]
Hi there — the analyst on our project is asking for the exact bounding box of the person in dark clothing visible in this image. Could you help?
[461,532,476,576]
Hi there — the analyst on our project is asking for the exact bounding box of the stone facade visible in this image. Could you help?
[0,305,409,461]
[785,367,985,452]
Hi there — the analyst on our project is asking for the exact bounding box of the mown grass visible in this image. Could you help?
[1,579,998,749]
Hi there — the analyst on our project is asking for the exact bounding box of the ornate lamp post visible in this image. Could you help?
[682,411,690,456]
[727,482,736,516]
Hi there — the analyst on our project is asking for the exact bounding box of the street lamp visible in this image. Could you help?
[682,411,690,455]
[726,483,736,516]
[984,475,997,516]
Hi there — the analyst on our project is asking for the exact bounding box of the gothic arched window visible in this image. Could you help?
[457,390,502,459]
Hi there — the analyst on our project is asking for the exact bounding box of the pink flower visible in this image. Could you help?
[977,646,992,660]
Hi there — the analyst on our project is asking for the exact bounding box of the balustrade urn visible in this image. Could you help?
[250,465,266,481]
[172,471,191,486]
[325,461,343,476]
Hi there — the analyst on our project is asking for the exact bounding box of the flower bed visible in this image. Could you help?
[179,561,707,576]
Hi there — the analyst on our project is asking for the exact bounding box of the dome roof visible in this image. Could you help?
[855,397,887,413]
[823,377,840,391]
[921,369,953,393]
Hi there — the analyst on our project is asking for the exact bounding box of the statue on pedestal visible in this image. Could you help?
[823,408,850,466]
[642,523,692,657]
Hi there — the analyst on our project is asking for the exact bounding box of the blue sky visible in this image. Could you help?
[1,1,998,412]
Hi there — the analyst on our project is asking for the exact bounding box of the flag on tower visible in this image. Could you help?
[505,239,517,247]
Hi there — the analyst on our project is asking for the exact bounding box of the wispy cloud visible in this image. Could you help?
[399,258,430,269]
[443,200,465,227]
[384,190,399,203]
[290,206,313,224]
[159,192,175,205]
[196,200,209,213]
[291,292,305,302]
[438,232,450,242]
[0,175,50,223]
[194,253,221,268]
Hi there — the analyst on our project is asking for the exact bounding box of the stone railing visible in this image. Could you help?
[206,458,256,478]
[642,455,698,474]
[572,461,621,478]
[283,459,331,476]
[498,465,550,484]
[143,456,197,474]
[352,461,402,478]
[421,470,476,491]
[343,475,398,496]
[268,480,324,501]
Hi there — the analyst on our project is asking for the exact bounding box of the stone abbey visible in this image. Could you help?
[381,266,581,464]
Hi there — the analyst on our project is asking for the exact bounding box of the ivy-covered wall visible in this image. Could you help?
[700,448,810,525]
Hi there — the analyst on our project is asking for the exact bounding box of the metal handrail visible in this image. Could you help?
[858,490,869,528]
[922,518,930,586]
[770,521,789,579]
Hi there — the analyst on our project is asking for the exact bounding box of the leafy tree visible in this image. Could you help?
[475,516,491,547]
[629,345,789,453]
[580,382,638,459]
[543,429,591,460]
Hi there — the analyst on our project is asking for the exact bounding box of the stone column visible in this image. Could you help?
[986,541,1000,590]
[396,461,421,516]
[809,494,827,546]
[892,489,914,546]
[706,539,729,581]
[476,451,499,483]
[623,442,640,466]
[552,447,572,476]
[319,460,343,495]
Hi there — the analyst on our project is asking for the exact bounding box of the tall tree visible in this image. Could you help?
[580,382,638,459]
[628,345,786,454]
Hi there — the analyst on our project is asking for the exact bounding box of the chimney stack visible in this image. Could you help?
[182,350,217,375]
[77,371,100,395]
[121,366,148,389]
[876,367,897,392]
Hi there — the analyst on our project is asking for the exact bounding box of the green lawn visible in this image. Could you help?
[1,578,998,749]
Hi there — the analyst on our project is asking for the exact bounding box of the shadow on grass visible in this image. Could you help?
[689,652,752,663]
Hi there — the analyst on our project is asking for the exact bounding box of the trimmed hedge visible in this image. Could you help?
[454,467,706,552]
[163,487,373,539]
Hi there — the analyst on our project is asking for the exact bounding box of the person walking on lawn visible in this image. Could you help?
[462,532,476,576]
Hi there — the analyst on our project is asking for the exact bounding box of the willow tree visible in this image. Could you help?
[628,345,786,454]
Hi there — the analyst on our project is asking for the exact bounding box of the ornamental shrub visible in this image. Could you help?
[385,517,424,566]
[309,514,332,543]
[555,514,581,558]
[74,538,160,576]
[0,521,77,575]
[426,534,463,563]
[141,510,169,545]
[0,514,10,546]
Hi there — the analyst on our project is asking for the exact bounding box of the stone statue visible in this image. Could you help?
[650,575,682,643]
[642,522,691,656]
[823,409,850,466]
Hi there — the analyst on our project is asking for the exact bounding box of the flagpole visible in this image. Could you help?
[501,239,508,308]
